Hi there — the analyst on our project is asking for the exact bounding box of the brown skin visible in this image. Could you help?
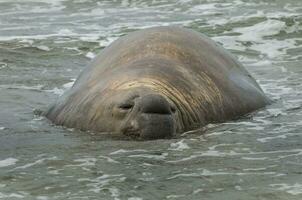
[45,26,270,139]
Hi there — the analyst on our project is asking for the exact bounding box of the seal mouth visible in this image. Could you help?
[139,113,175,139]
[122,126,141,139]
[121,113,175,140]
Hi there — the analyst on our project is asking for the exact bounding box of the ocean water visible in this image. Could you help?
[0,0,302,199]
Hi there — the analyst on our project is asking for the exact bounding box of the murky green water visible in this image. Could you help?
[0,0,302,199]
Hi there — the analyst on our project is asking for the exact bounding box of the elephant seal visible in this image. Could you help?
[45,26,270,139]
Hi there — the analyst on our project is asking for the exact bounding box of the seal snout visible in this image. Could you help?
[122,93,176,140]
[136,94,176,140]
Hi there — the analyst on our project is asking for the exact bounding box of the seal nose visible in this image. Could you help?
[122,93,176,140]
[140,94,172,114]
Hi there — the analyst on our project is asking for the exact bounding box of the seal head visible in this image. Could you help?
[45,26,270,140]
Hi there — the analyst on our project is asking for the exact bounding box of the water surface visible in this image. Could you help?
[0,0,302,199]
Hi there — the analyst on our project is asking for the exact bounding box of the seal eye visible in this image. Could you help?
[118,103,134,111]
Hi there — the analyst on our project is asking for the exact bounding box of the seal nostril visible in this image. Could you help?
[170,105,176,113]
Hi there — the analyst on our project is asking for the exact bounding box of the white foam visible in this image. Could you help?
[271,183,302,195]
[0,192,24,199]
[0,158,18,168]
[225,10,266,24]
[246,59,272,67]
[193,188,204,194]
[85,52,96,59]
[167,149,241,163]
[266,10,300,19]
[204,150,240,156]
[63,47,81,52]
[120,0,129,7]
[110,149,148,155]
[30,6,64,13]
[46,87,64,96]
[233,20,286,41]
[0,62,7,69]
[128,197,143,200]
[90,8,106,16]
[243,167,267,171]
[128,153,168,160]
[167,169,277,180]
[19,39,34,45]
[213,18,298,60]
[166,194,186,199]
[99,156,119,164]
[257,134,287,143]
[47,170,60,175]
[71,158,97,167]
[169,139,190,151]
[235,185,243,191]
[170,148,302,163]
[166,170,223,179]
[208,143,243,151]
[46,79,75,95]
[4,84,44,91]
[79,174,126,193]
[36,196,50,200]
[0,34,62,41]
[241,157,268,160]
[250,39,296,59]
[110,188,121,199]
[0,27,90,41]
[99,37,119,47]
[57,28,74,35]
[79,34,101,42]
[212,35,245,51]
[36,45,50,51]
[69,9,105,17]
[0,0,63,17]
[189,3,217,12]
[63,79,76,89]
[32,116,44,121]
[0,127,5,130]
[14,157,57,170]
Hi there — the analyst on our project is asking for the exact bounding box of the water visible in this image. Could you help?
[0,0,302,199]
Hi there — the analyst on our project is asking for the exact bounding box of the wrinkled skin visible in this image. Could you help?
[45,26,270,140]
